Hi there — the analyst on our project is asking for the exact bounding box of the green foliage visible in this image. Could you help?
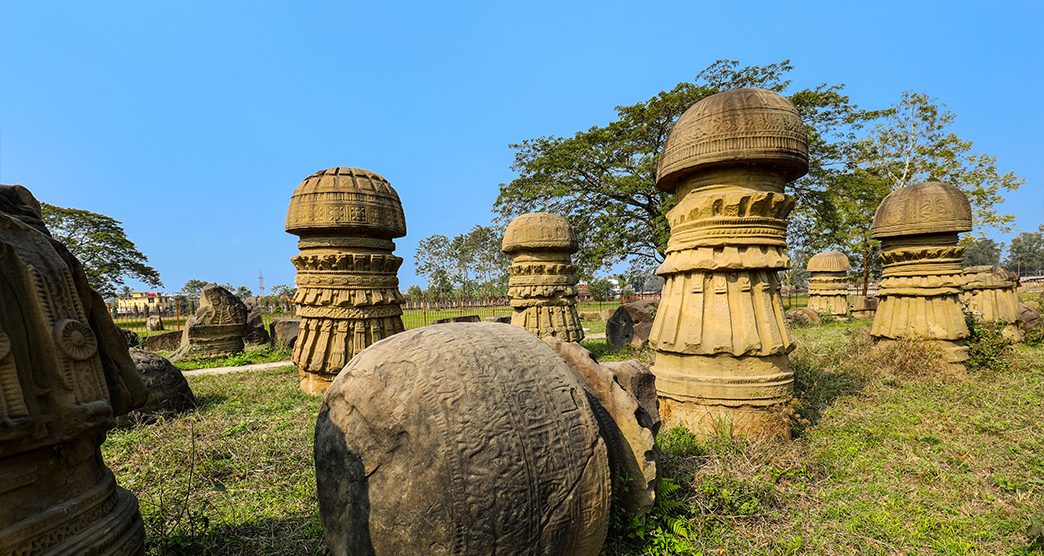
[962,237,1003,267]
[41,202,162,297]
[181,279,210,296]
[964,313,1014,372]
[494,59,871,276]
[1005,229,1044,274]
[587,278,614,301]
[414,225,509,298]
[854,91,1023,233]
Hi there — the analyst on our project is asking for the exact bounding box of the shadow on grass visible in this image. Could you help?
[148,514,327,556]
[191,393,229,412]
[790,353,867,435]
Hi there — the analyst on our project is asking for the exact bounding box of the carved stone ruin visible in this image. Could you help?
[170,284,247,361]
[648,88,807,437]
[286,167,407,394]
[0,184,148,554]
[315,324,610,555]
[606,300,658,352]
[117,349,196,426]
[502,212,584,342]
[806,250,851,317]
[870,181,972,364]
[851,295,878,319]
[961,265,1023,341]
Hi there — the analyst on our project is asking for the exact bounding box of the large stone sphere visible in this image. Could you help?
[286,166,407,238]
[656,88,808,192]
[871,181,972,239]
[314,323,610,556]
[501,212,578,254]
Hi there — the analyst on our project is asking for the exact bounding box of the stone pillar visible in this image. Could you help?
[870,181,972,364]
[806,251,851,317]
[286,167,407,394]
[648,88,808,438]
[0,185,148,554]
[502,212,584,342]
[961,265,1023,341]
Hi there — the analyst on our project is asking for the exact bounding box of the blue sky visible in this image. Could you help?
[2,1,1041,292]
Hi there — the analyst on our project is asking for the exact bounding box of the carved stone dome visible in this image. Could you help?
[656,88,809,192]
[286,167,406,238]
[871,181,972,239]
[502,212,578,254]
[807,251,851,273]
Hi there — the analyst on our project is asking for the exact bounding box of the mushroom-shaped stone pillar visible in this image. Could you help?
[870,181,972,364]
[806,251,851,317]
[502,212,584,342]
[648,88,808,438]
[286,167,407,393]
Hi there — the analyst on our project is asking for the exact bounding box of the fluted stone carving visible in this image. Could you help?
[170,284,247,361]
[648,88,808,437]
[961,265,1023,341]
[0,185,148,554]
[870,181,972,363]
[286,167,406,394]
[502,212,584,342]
[806,251,851,317]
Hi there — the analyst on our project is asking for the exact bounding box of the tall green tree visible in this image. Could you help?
[493,59,874,275]
[1004,229,1044,275]
[962,237,1003,267]
[41,202,162,298]
[828,92,1022,293]
[414,234,456,296]
[181,279,210,296]
[853,91,1022,233]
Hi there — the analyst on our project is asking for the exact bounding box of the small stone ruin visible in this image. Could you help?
[870,181,972,364]
[606,300,658,352]
[961,265,1023,341]
[118,349,196,426]
[648,88,807,437]
[286,167,408,393]
[806,250,851,317]
[850,295,878,319]
[0,185,147,553]
[313,323,658,555]
[502,212,585,342]
[170,284,248,361]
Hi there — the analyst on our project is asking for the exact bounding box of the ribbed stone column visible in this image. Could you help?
[285,167,407,394]
[870,181,972,364]
[648,88,808,437]
[806,251,851,317]
[961,265,1021,341]
[502,212,584,342]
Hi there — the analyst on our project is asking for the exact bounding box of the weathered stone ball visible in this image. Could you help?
[807,250,851,273]
[314,323,610,556]
[656,88,808,192]
[871,181,972,239]
[501,211,578,254]
[286,166,407,238]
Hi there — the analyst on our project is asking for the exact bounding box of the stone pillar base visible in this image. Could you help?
[875,338,969,364]
[659,398,792,439]
[653,353,793,438]
[299,372,333,395]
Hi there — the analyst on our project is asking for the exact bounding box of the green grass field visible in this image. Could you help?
[102,319,1044,555]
